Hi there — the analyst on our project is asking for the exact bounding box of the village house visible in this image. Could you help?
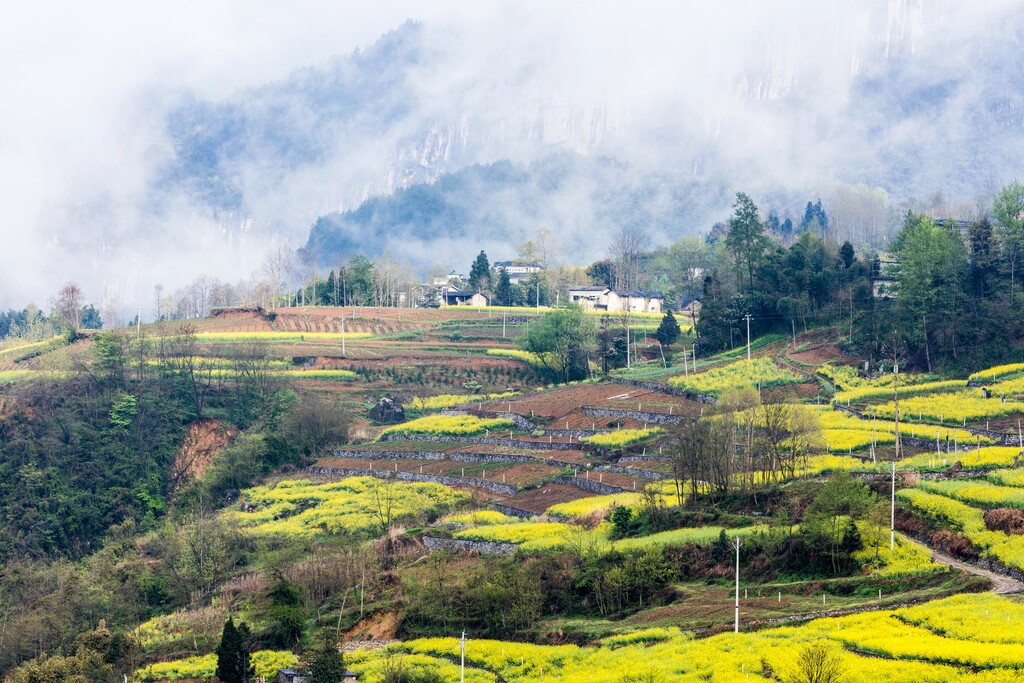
[491,260,542,284]
[872,253,899,298]
[441,288,489,307]
[277,668,358,683]
[567,287,663,313]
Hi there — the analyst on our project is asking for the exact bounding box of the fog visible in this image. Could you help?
[1,0,1021,314]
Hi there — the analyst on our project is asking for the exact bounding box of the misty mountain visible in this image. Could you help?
[8,2,1024,311]
[302,154,728,269]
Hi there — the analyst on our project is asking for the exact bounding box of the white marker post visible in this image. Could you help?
[890,461,896,551]
[734,537,742,633]
[459,630,469,683]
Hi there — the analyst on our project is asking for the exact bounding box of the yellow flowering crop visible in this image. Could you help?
[969,362,1024,383]
[546,493,646,519]
[833,379,964,405]
[440,510,519,525]
[134,650,296,682]
[379,415,515,438]
[917,478,1024,509]
[580,428,662,449]
[410,392,518,412]
[668,357,800,395]
[224,477,471,538]
[343,594,1024,682]
[870,390,1024,424]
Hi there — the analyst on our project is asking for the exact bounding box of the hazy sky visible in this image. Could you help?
[0,1,1019,312]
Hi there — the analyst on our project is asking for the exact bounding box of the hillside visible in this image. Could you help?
[6,306,1024,681]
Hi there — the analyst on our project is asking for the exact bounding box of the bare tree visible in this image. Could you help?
[261,244,293,307]
[608,224,649,291]
[55,282,83,331]
[280,393,351,459]
[154,283,164,321]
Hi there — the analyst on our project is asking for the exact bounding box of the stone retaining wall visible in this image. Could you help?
[306,466,518,495]
[555,475,631,494]
[618,455,668,463]
[491,504,536,519]
[332,449,535,465]
[597,464,665,481]
[583,406,685,425]
[422,536,518,556]
[381,433,586,451]
[332,449,447,461]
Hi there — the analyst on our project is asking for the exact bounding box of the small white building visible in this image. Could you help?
[492,261,542,284]
[567,287,663,313]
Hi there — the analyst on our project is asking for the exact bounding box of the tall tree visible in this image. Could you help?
[608,224,649,291]
[55,282,84,331]
[724,192,771,293]
[468,250,491,291]
[215,617,253,683]
[993,181,1024,303]
[494,267,513,306]
[518,307,596,382]
[890,213,968,370]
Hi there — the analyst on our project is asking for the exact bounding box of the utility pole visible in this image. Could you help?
[891,460,896,551]
[734,537,741,632]
[744,313,752,361]
[341,315,346,357]
[459,630,468,683]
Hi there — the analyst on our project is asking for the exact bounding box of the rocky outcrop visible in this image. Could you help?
[422,536,519,556]
[369,396,405,424]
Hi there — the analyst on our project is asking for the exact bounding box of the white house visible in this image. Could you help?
[492,261,542,284]
[567,287,663,313]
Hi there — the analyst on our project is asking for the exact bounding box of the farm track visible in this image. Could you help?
[906,538,1024,594]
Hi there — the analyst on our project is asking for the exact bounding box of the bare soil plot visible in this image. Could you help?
[498,484,590,514]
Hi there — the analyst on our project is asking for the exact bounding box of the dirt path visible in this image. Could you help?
[908,538,1024,594]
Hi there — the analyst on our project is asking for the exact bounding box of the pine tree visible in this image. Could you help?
[215,618,253,683]
[495,267,512,306]
[469,250,491,291]
[325,270,337,306]
[655,310,681,349]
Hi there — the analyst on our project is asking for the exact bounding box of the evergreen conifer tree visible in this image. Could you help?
[215,618,253,683]
[495,268,512,306]
[469,251,491,291]
[655,310,681,349]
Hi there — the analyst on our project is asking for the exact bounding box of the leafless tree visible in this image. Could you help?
[261,244,293,307]
[55,282,83,330]
[608,224,649,291]
[153,283,164,321]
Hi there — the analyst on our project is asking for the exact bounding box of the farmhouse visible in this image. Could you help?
[277,668,358,683]
[567,287,663,313]
[492,261,542,283]
[872,253,899,298]
[441,288,489,307]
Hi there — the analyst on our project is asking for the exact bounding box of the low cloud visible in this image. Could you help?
[0,0,1020,312]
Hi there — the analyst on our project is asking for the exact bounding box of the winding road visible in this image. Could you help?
[908,538,1024,594]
